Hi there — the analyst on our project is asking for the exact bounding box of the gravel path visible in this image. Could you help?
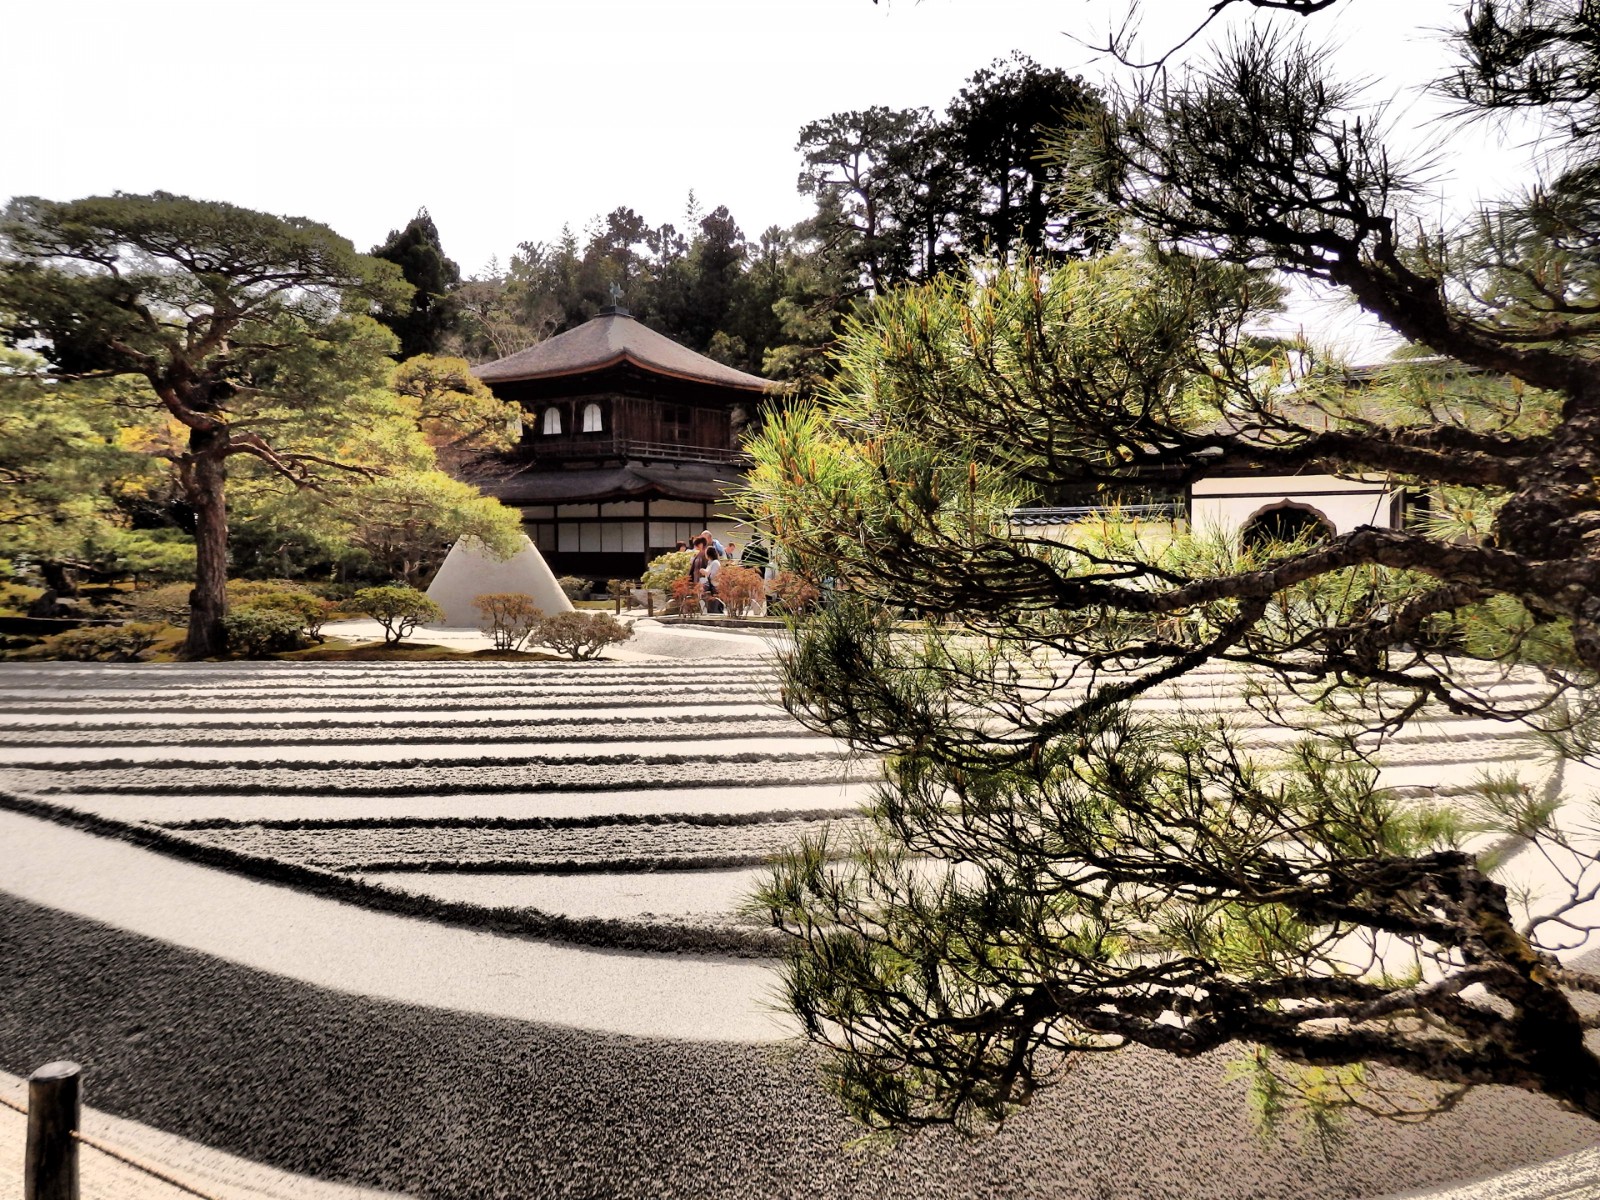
[6,755,860,797]
[0,809,783,1041]
[1,893,1592,1200]
[175,813,856,873]
[52,780,875,826]
[355,867,767,927]
[3,656,1596,1198]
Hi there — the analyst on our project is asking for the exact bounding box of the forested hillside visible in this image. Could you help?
[380,53,1105,389]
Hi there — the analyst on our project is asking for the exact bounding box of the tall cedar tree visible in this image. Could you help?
[371,209,462,358]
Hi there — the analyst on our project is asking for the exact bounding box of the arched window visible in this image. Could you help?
[541,406,562,436]
[581,402,603,433]
[1241,504,1333,552]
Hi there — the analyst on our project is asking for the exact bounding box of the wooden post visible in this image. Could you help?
[26,1061,81,1200]
[646,590,655,617]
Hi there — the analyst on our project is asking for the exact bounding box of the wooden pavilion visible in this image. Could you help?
[465,306,776,580]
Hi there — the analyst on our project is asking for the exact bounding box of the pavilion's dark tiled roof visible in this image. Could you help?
[477,461,742,506]
[474,309,772,392]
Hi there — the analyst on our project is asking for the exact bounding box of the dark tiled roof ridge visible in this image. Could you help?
[474,310,772,392]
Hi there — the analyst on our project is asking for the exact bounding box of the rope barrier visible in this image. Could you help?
[3,1085,229,1200]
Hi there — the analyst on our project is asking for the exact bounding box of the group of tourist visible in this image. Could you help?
[676,531,725,611]
[671,529,774,615]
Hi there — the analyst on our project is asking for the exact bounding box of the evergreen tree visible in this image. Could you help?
[746,1,1600,1132]
[371,208,462,358]
[0,193,517,655]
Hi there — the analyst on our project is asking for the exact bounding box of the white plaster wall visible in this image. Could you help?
[1190,473,1398,538]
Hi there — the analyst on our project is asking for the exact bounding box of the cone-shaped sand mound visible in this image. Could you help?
[425,535,574,627]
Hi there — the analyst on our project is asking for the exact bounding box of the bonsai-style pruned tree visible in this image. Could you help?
[744,1,1600,1131]
[473,592,543,651]
[0,192,411,657]
[352,585,442,646]
[532,610,634,660]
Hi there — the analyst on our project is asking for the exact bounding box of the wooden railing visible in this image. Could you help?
[526,437,747,465]
[1009,503,1186,525]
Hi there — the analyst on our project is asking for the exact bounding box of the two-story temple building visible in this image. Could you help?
[466,306,775,580]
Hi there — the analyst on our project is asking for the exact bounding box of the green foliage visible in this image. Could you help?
[796,54,1110,295]
[715,565,766,617]
[222,607,307,658]
[0,191,409,377]
[120,582,194,625]
[743,88,1600,1128]
[230,471,522,586]
[0,349,183,587]
[351,584,443,645]
[531,610,634,659]
[0,191,411,656]
[392,354,519,451]
[370,209,462,358]
[33,622,163,662]
[0,581,43,617]
[454,201,847,379]
[641,550,693,593]
[473,592,544,651]
[556,575,590,601]
[230,584,335,642]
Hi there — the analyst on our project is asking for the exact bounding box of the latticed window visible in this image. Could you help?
[541,406,562,436]
[582,402,603,433]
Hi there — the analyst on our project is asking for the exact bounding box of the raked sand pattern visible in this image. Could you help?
[0,657,873,957]
[1,653,1598,1199]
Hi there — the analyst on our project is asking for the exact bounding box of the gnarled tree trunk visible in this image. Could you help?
[182,427,230,659]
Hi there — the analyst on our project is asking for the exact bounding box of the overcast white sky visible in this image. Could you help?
[2,0,1522,356]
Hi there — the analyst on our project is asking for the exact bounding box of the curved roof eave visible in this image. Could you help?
[484,350,771,393]
[472,310,774,393]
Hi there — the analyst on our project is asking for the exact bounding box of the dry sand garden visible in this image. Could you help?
[0,646,1595,1198]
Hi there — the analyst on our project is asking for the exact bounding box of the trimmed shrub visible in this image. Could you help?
[36,622,164,662]
[0,582,44,618]
[641,550,692,594]
[768,571,821,617]
[556,575,590,601]
[670,576,705,618]
[236,588,336,642]
[122,580,333,638]
[223,608,307,658]
[532,610,634,660]
[352,585,443,645]
[227,579,302,604]
[715,565,766,618]
[473,592,543,651]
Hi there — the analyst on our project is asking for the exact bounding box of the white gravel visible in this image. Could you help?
[357,867,768,926]
[0,808,788,1042]
[57,781,876,826]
